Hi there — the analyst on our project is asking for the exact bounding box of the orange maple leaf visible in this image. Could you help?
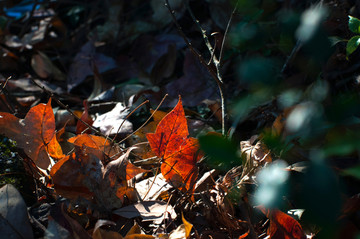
[146,98,202,192]
[258,206,306,239]
[0,98,64,169]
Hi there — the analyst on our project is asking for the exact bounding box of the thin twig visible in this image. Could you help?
[281,40,302,74]
[29,78,110,140]
[0,76,16,113]
[0,76,11,93]
[218,0,239,66]
[184,2,216,64]
[142,167,159,201]
[165,0,226,135]
[164,0,219,83]
[115,94,168,146]
[112,100,149,143]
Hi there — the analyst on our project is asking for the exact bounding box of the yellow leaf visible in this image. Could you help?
[182,213,193,239]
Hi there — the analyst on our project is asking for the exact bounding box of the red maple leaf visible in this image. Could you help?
[146,98,202,192]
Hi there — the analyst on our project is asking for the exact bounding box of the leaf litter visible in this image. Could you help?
[0,1,359,238]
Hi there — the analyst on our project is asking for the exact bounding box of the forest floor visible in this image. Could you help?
[1,1,360,239]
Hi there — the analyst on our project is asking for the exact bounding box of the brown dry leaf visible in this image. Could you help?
[93,220,122,239]
[0,98,64,169]
[50,152,94,199]
[272,106,296,137]
[113,200,177,224]
[240,135,272,167]
[103,146,148,182]
[136,174,173,201]
[51,142,144,209]
[31,51,66,81]
[97,147,146,209]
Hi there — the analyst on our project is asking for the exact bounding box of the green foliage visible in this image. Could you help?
[346,16,360,57]
[199,134,240,171]
[343,164,360,179]
[346,35,360,56]
[348,16,360,34]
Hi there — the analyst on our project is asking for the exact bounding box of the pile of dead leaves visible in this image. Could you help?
[0,97,312,239]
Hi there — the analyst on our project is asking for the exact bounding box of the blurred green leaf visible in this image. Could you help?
[349,16,360,34]
[298,161,341,227]
[343,165,360,179]
[323,129,360,156]
[346,35,360,56]
[199,134,240,171]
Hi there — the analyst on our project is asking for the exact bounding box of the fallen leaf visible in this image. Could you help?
[164,50,218,107]
[182,213,193,239]
[131,109,167,159]
[45,219,72,239]
[258,206,306,239]
[68,134,119,159]
[67,40,117,92]
[76,100,94,134]
[146,98,202,192]
[0,98,64,169]
[136,174,173,201]
[0,184,34,239]
[240,135,272,167]
[168,224,186,239]
[92,102,133,136]
[125,223,155,239]
[31,51,66,81]
[93,220,122,239]
[50,152,94,199]
[113,200,177,224]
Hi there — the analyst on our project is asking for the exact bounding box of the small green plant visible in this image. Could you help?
[346,15,360,57]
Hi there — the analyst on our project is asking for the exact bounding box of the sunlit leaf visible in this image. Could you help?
[349,16,360,34]
[258,206,306,239]
[146,98,202,192]
[346,35,360,56]
[342,165,360,179]
[0,98,64,169]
